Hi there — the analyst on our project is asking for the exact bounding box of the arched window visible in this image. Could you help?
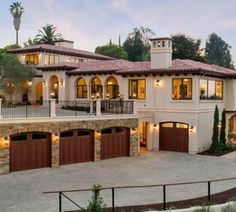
[90,77,103,99]
[76,78,87,99]
[49,75,59,100]
[105,76,119,99]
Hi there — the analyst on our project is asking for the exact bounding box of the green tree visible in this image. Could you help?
[210,105,222,153]
[123,26,155,61]
[9,1,24,45]
[24,37,40,46]
[172,34,205,62]
[35,24,63,45]
[95,44,128,60]
[205,33,234,69]
[0,54,35,100]
[220,109,226,146]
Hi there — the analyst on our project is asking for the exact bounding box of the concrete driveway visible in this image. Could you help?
[1,151,236,212]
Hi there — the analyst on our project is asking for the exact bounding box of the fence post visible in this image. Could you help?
[112,188,115,212]
[49,99,56,117]
[25,101,28,118]
[163,185,166,210]
[96,99,101,116]
[0,98,3,119]
[208,181,211,201]
[133,99,138,115]
[59,192,62,212]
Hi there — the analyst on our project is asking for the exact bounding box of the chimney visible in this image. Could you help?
[55,40,74,48]
[150,37,172,69]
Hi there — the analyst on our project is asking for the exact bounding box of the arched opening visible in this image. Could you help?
[49,75,59,100]
[90,77,103,99]
[105,76,119,99]
[76,77,87,99]
[36,81,43,103]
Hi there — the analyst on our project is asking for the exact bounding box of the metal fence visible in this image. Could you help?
[56,100,96,116]
[101,100,133,114]
[1,100,51,118]
[44,177,236,212]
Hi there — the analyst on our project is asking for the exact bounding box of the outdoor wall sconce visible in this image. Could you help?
[155,79,160,87]
[96,93,100,99]
[190,126,194,133]
[59,79,63,86]
[131,128,137,133]
[153,124,157,130]
[42,80,46,86]
[91,95,95,100]
[106,93,110,99]
[27,81,32,87]
[4,136,9,146]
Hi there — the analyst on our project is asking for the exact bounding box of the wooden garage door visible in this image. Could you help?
[60,129,94,165]
[101,127,129,160]
[10,132,51,172]
[159,122,189,152]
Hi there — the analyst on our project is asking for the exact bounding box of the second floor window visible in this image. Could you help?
[200,79,223,100]
[25,54,39,65]
[172,78,192,100]
[45,54,59,65]
[129,79,146,100]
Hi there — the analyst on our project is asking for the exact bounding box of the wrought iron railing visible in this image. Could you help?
[57,100,96,116]
[101,100,133,114]
[1,100,51,118]
[44,177,236,212]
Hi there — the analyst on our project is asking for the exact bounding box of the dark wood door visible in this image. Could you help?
[101,127,129,160]
[60,129,94,165]
[159,122,188,153]
[10,132,51,172]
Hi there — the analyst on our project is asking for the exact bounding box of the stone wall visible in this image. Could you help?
[0,118,138,174]
[0,147,9,174]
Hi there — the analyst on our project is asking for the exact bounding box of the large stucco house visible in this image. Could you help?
[0,37,235,174]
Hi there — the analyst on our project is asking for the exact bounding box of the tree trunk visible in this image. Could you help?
[13,17,21,45]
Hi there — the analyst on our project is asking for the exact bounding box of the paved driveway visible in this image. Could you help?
[1,151,236,212]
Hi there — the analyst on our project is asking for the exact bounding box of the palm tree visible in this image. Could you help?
[35,24,63,45]
[9,1,24,45]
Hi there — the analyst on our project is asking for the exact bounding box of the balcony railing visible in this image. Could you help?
[0,99,137,119]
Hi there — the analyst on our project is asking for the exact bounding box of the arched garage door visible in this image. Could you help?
[60,129,94,165]
[10,132,51,172]
[159,122,189,153]
[101,127,129,160]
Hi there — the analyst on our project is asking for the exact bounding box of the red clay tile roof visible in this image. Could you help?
[37,59,236,77]
[8,44,114,60]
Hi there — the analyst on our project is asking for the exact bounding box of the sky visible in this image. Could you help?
[1,0,236,62]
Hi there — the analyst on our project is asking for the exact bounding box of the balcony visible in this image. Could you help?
[0,99,137,119]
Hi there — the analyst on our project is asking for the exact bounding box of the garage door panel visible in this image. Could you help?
[160,123,188,153]
[101,127,129,160]
[60,130,94,165]
[10,133,51,172]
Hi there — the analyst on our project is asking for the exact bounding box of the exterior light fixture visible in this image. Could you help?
[59,79,63,86]
[96,92,100,99]
[4,136,10,146]
[106,93,110,99]
[27,81,32,87]
[91,95,94,100]
[190,126,194,133]
[153,124,157,130]
[155,79,160,87]
[42,80,46,86]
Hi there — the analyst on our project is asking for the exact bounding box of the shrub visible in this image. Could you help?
[86,184,106,212]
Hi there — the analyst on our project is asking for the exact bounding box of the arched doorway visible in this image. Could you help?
[49,75,59,100]
[76,77,87,99]
[105,76,119,99]
[36,82,43,103]
[90,77,103,99]
[159,122,189,152]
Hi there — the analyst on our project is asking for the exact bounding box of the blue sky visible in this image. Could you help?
[1,0,236,62]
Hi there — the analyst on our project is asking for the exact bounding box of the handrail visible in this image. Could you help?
[44,176,236,194]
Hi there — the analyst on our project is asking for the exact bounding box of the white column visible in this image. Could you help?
[133,99,138,115]
[90,101,95,114]
[0,99,3,119]
[49,99,56,117]
[96,100,101,116]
